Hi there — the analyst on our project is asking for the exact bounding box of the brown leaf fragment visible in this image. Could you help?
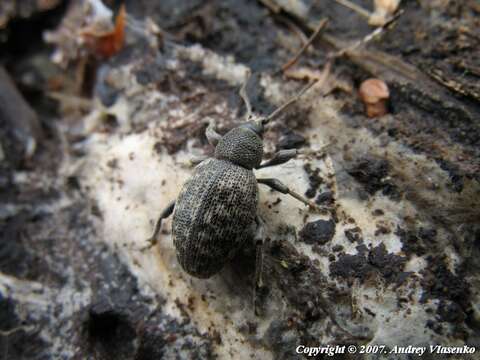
[80,4,126,58]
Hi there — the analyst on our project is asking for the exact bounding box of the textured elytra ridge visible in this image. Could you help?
[173,158,259,278]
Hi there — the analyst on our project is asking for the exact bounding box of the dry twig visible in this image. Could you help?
[334,0,371,19]
[281,18,328,73]
[329,10,403,60]
[276,15,309,47]
[258,0,282,13]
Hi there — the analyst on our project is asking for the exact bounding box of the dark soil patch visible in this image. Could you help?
[303,163,323,199]
[299,219,335,245]
[395,226,438,258]
[330,243,410,286]
[420,255,472,339]
[348,157,401,200]
[344,227,363,244]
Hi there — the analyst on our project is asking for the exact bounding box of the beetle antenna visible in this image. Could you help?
[240,70,253,121]
[261,79,318,126]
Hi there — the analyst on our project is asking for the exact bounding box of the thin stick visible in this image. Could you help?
[277,15,309,47]
[264,59,332,125]
[334,0,371,19]
[330,10,403,60]
[281,18,328,73]
[258,0,282,13]
[262,80,317,125]
[315,59,332,90]
[240,70,253,120]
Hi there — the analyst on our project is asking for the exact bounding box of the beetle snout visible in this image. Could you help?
[239,120,264,137]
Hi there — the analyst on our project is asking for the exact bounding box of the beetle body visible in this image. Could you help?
[146,79,319,279]
[172,125,264,278]
[144,79,355,333]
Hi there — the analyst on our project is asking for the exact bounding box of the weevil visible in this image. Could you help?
[145,73,320,291]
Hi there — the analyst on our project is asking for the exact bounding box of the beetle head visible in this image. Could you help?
[214,121,263,169]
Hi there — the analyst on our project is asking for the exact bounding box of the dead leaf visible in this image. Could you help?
[81,4,126,58]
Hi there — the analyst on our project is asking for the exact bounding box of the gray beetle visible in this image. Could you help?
[145,74,319,285]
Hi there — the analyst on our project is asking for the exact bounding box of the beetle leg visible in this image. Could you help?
[205,120,222,146]
[142,200,175,251]
[257,149,297,169]
[187,155,208,167]
[257,177,322,211]
[253,215,266,316]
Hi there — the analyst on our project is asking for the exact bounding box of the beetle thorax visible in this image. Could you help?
[214,126,263,169]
